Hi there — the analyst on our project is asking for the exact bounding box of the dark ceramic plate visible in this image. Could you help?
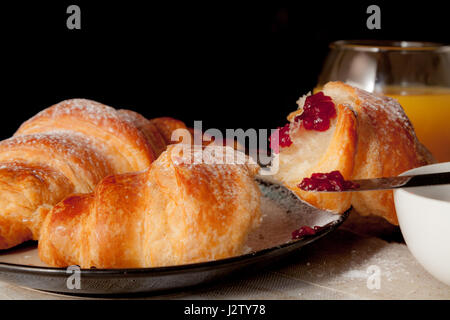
[0,178,349,295]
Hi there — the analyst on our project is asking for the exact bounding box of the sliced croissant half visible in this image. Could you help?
[271,81,434,225]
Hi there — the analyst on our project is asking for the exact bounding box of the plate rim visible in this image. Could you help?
[0,209,350,276]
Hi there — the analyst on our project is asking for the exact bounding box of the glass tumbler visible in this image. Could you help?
[317,40,450,162]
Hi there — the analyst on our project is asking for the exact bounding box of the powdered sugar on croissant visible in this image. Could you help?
[0,99,187,249]
[39,145,262,268]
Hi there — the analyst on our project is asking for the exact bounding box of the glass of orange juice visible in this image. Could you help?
[316,40,450,162]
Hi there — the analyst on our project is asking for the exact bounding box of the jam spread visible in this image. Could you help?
[294,92,337,131]
[298,170,359,192]
[292,225,323,239]
[269,92,337,153]
[269,123,292,153]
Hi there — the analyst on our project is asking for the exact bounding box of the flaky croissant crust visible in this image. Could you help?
[39,145,262,268]
[0,99,186,249]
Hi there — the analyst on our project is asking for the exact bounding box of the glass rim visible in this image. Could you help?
[330,40,450,52]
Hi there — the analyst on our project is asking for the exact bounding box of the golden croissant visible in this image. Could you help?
[272,81,434,225]
[38,145,262,268]
[0,99,187,249]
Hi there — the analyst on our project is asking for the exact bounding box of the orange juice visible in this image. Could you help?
[383,87,450,163]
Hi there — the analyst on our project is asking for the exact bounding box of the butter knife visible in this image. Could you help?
[320,171,450,192]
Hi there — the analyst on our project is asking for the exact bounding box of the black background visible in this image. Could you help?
[1,1,449,139]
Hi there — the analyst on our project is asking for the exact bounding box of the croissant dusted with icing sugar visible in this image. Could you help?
[0,99,187,250]
[272,82,434,225]
[38,145,262,268]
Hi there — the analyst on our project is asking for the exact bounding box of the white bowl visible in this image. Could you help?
[394,162,450,285]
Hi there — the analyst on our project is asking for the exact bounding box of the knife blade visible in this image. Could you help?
[319,171,450,192]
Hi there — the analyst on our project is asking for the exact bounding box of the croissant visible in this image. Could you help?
[0,99,186,250]
[38,144,262,268]
[272,81,434,225]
